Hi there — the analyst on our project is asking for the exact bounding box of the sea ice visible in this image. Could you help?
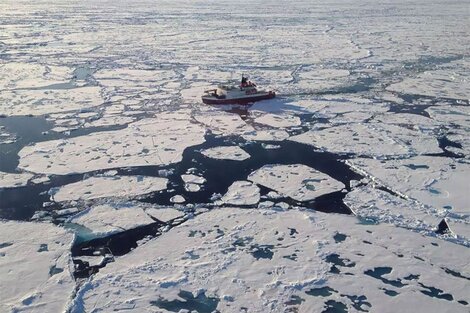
[73,207,470,313]
[344,185,446,239]
[248,164,345,202]
[347,156,470,216]
[181,174,206,185]
[0,220,74,313]
[253,112,301,128]
[387,60,470,101]
[194,111,254,136]
[18,112,206,175]
[52,175,168,202]
[0,86,103,116]
[0,62,72,89]
[242,129,290,142]
[0,171,34,188]
[145,207,185,223]
[200,146,250,161]
[222,181,260,206]
[289,123,410,157]
[170,195,186,204]
[68,202,156,238]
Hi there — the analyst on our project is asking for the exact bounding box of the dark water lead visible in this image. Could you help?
[322,300,348,313]
[364,267,406,288]
[72,220,166,278]
[418,283,454,302]
[305,286,338,297]
[333,232,348,243]
[1,123,361,221]
[150,290,220,313]
[138,134,361,215]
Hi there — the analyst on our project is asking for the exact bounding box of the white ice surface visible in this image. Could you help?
[222,181,261,206]
[387,59,470,101]
[200,146,250,161]
[53,175,168,202]
[19,112,206,175]
[248,164,345,202]
[0,221,74,313]
[254,113,301,128]
[0,86,103,116]
[344,185,446,238]
[170,195,186,204]
[242,129,290,142]
[181,174,206,185]
[74,207,470,313]
[0,171,34,188]
[347,157,470,216]
[194,111,254,136]
[289,122,440,157]
[68,202,156,238]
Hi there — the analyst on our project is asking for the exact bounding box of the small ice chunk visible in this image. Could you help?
[181,174,206,185]
[200,146,250,161]
[170,195,186,204]
[185,183,201,192]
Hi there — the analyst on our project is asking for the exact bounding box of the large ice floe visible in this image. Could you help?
[0,220,74,313]
[347,156,470,217]
[248,164,345,202]
[52,175,168,202]
[289,122,441,157]
[68,202,156,239]
[387,59,470,101]
[72,207,470,312]
[18,112,206,175]
[194,111,254,136]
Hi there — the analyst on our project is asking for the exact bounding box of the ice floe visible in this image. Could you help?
[289,123,410,157]
[170,195,186,204]
[347,157,470,216]
[0,86,103,116]
[181,174,206,193]
[242,129,290,142]
[194,111,254,136]
[387,59,470,101]
[18,112,206,175]
[73,207,470,312]
[52,175,168,202]
[0,171,34,188]
[68,202,156,238]
[222,181,260,206]
[0,220,74,313]
[248,164,345,202]
[200,146,250,161]
[0,62,72,89]
[145,207,185,223]
[254,113,301,128]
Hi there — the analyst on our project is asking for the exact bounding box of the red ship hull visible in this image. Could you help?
[202,92,276,105]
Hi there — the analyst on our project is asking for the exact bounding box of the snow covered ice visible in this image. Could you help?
[0,0,469,312]
[248,164,346,202]
[52,175,168,202]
